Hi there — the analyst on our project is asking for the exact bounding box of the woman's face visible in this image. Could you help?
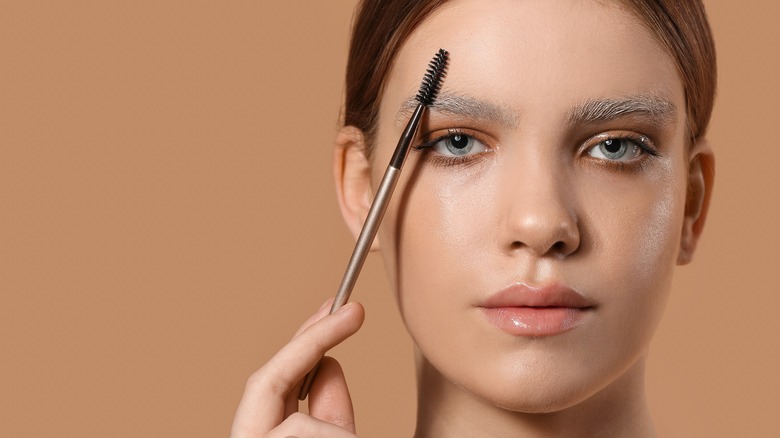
[367,0,693,411]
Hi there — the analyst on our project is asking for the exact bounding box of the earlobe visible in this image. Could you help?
[677,138,715,265]
[333,126,380,250]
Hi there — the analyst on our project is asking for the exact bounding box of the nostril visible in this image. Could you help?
[551,240,568,254]
[504,214,581,257]
[508,239,572,257]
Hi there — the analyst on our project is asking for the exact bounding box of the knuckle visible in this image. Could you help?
[311,336,331,355]
[301,326,333,355]
[246,368,288,398]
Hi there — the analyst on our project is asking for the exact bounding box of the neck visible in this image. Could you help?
[413,353,656,438]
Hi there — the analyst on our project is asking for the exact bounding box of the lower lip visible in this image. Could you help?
[481,307,589,336]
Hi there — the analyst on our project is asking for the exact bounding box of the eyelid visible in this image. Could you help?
[414,127,494,151]
[581,131,659,157]
[580,131,660,173]
[412,128,495,169]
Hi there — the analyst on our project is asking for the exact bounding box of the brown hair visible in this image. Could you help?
[343,0,716,152]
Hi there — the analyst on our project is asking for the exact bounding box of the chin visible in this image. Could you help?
[486,384,599,414]
[421,345,645,416]
[468,369,605,414]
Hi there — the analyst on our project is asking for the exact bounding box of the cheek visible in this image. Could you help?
[422,174,496,258]
[398,165,497,281]
[595,166,684,285]
[379,160,499,330]
[578,160,687,348]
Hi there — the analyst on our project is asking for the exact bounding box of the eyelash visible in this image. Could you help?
[413,129,660,171]
[582,132,660,173]
[413,128,491,168]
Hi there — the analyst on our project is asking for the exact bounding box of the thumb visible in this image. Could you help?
[308,356,357,433]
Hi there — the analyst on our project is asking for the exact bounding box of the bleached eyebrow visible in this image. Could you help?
[396,92,518,128]
[568,94,677,126]
[394,93,676,129]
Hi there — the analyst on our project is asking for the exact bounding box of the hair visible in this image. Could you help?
[343,0,716,153]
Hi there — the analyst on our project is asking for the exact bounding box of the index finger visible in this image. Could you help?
[293,297,335,338]
[230,301,364,437]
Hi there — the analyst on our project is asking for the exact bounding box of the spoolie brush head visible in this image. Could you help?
[416,49,449,106]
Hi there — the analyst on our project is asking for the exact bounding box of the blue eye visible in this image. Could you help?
[432,133,487,157]
[587,138,643,162]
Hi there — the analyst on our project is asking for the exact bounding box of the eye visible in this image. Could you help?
[587,137,645,162]
[430,133,488,157]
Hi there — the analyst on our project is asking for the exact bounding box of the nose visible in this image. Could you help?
[498,156,581,258]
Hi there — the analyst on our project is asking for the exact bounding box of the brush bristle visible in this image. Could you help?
[416,49,449,106]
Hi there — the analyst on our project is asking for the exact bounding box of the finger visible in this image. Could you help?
[309,356,356,433]
[268,412,358,438]
[293,297,335,338]
[284,296,335,416]
[268,302,364,395]
[284,297,340,415]
[283,387,299,421]
[283,303,363,409]
[231,302,365,437]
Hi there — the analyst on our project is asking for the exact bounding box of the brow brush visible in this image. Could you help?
[298,48,449,400]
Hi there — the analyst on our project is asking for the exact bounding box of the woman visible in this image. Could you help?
[233,0,716,436]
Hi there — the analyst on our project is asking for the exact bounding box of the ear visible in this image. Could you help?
[677,138,715,265]
[333,126,380,250]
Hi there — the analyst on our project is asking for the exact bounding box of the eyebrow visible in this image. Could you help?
[567,94,677,126]
[396,92,518,128]
[395,92,677,129]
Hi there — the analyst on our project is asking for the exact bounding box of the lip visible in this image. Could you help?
[478,283,594,337]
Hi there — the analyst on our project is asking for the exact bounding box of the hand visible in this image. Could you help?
[231,299,365,437]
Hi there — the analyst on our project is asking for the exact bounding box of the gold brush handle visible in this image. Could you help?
[297,102,426,400]
[296,49,446,400]
[297,165,401,400]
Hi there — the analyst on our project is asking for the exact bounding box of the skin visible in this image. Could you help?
[231,0,714,436]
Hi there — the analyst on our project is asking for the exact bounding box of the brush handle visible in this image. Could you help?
[297,104,425,400]
[333,165,400,311]
[297,165,398,400]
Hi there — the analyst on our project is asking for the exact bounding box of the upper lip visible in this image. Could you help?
[478,283,592,308]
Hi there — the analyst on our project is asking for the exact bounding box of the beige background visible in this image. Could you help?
[1,1,778,436]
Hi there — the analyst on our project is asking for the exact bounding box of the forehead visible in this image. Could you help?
[379,0,683,128]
